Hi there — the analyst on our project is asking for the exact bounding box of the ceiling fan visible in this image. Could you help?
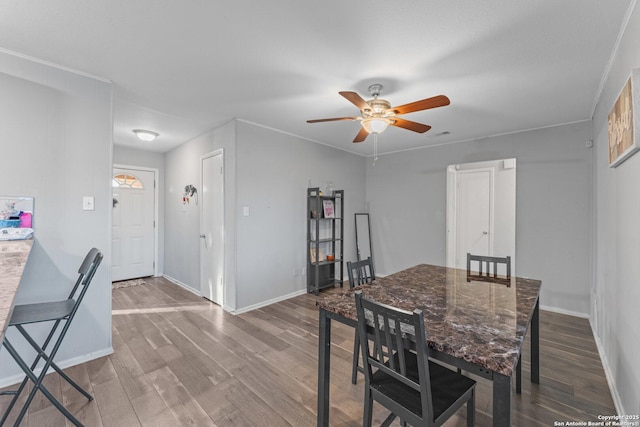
[307,84,450,143]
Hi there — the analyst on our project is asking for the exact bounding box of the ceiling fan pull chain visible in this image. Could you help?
[373,133,379,166]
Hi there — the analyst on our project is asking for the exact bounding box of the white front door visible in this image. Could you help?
[112,168,155,281]
[200,151,224,305]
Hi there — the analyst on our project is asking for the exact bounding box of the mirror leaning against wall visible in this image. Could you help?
[355,213,373,266]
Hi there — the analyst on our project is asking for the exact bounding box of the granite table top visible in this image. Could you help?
[316,263,542,377]
[0,239,33,341]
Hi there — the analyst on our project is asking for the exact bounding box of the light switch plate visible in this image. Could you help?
[83,196,95,211]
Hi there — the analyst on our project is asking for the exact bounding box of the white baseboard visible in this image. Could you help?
[162,275,308,315]
[540,304,589,319]
[590,318,623,416]
[0,347,114,389]
[231,288,307,315]
[162,274,201,296]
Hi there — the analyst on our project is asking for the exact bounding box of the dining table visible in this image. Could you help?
[316,263,541,427]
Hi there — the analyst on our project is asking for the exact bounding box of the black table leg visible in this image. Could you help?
[531,298,540,384]
[493,372,512,426]
[317,308,331,427]
[516,355,522,394]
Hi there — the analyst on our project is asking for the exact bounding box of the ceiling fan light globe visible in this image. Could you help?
[362,118,390,134]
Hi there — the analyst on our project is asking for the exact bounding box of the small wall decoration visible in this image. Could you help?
[182,185,198,205]
[608,69,640,167]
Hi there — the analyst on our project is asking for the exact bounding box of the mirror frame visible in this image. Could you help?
[355,213,373,264]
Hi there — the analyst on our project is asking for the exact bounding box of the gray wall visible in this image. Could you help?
[164,131,216,287]
[366,121,593,315]
[235,121,366,309]
[163,119,366,312]
[113,146,166,275]
[592,1,640,416]
[163,121,237,309]
[0,52,113,381]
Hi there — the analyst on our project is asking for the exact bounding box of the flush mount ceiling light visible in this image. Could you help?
[132,129,159,142]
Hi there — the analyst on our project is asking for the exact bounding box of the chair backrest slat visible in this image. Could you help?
[355,292,433,419]
[69,249,103,319]
[467,253,511,285]
[65,247,102,299]
[347,257,375,288]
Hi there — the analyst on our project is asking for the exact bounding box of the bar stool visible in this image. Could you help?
[0,248,103,427]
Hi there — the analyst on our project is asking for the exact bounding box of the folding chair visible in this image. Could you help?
[1,248,103,427]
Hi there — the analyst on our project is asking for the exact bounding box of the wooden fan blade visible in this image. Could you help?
[391,118,432,133]
[340,91,372,112]
[307,117,358,123]
[353,127,369,143]
[390,95,450,115]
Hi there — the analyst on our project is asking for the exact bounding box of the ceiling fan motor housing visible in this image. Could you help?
[363,98,392,117]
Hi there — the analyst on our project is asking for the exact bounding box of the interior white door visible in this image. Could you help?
[200,151,224,305]
[447,159,516,276]
[112,168,155,281]
[455,169,493,269]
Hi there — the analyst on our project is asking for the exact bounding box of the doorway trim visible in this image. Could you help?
[446,159,516,271]
[113,164,159,277]
[200,149,225,306]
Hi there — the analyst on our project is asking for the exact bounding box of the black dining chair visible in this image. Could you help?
[466,253,511,285]
[347,257,375,384]
[466,252,524,392]
[0,248,103,427]
[347,256,375,287]
[355,292,476,427]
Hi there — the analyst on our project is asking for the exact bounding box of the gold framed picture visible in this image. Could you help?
[609,69,640,167]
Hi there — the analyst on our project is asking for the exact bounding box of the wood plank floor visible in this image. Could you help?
[0,277,616,426]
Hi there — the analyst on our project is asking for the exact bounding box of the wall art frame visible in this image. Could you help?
[608,69,640,167]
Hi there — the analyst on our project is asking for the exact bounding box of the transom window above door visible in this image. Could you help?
[112,173,144,189]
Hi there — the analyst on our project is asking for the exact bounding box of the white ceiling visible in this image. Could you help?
[0,1,633,156]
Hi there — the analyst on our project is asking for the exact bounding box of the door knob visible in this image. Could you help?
[199,234,206,238]
[483,231,488,235]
